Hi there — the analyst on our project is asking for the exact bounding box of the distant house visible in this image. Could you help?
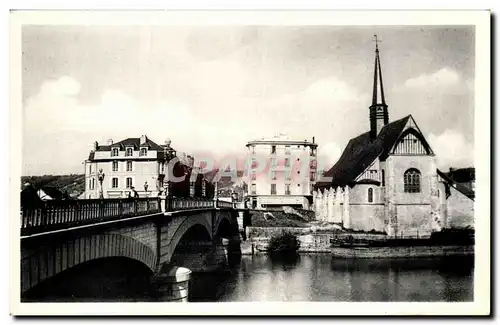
[20,183,70,207]
[444,167,475,193]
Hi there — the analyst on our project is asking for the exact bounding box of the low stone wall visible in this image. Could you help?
[331,245,474,258]
[243,226,441,255]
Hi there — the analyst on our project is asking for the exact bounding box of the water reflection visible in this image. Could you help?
[190,254,473,302]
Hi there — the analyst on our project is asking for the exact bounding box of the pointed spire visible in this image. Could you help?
[369,34,389,140]
[372,34,386,106]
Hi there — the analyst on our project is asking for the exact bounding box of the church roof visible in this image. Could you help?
[317,115,411,188]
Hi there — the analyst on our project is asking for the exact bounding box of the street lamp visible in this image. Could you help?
[144,181,149,198]
[97,169,105,199]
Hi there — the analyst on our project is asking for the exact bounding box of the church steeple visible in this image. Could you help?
[369,34,389,140]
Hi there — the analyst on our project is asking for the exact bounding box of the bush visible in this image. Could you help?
[268,231,301,254]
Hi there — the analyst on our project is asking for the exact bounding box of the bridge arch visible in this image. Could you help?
[21,233,157,296]
[213,211,233,238]
[165,215,213,263]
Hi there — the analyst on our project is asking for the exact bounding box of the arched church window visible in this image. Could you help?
[404,169,421,193]
[368,188,373,203]
[381,169,385,187]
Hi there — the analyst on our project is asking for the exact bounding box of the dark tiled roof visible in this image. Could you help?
[437,169,475,200]
[317,115,411,189]
[41,186,70,200]
[445,167,475,183]
[90,137,173,160]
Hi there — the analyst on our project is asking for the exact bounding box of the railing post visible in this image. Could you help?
[41,203,48,227]
[99,199,104,220]
[119,199,123,218]
[159,195,166,214]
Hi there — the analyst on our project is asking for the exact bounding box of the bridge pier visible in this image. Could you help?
[153,265,192,302]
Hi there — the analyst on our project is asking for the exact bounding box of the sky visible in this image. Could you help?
[21,25,475,176]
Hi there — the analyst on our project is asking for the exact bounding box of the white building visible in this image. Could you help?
[245,134,318,210]
[84,135,193,199]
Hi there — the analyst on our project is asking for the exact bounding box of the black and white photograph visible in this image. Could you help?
[9,9,490,316]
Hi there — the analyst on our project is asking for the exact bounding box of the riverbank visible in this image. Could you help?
[241,226,474,257]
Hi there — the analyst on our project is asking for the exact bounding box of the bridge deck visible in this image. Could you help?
[20,197,236,236]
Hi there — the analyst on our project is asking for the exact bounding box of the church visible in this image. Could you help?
[313,37,474,238]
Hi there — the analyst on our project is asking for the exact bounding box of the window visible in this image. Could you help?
[271,184,277,195]
[126,161,133,172]
[112,177,118,188]
[285,171,291,181]
[285,145,291,154]
[270,158,276,168]
[112,161,118,172]
[92,178,95,190]
[126,177,133,188]
[271,145,276,154]
[271,171,277,180]
[251,158,257,169]
[251,172,256,181]
[111,148,119,157]
[368,188,373,203]
[404,169,421,193]
[140,148,147,156]
[285,158,290,167]
[126,148,133,157]
[285,184,291,195]
[382,169,385,187]
[251,184,256,195]
[310,171,316,181]
[89,164,92,174]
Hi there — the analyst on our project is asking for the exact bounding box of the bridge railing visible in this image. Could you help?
[21,197,162,236]
[21,197,238,236]
[167,197,215,211]
[215,200,235,209]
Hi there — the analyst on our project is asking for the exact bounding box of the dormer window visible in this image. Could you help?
[126,147,133,157]
[140,148,148,157]
[111,148,119,157]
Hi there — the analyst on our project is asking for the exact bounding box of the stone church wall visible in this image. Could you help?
[349,204,385,232]
[389,155,435,205]
[349,184,383,204]
[447,186,474,228]
[395,204,433,238]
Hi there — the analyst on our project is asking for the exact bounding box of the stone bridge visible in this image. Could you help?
[20,197,244,302]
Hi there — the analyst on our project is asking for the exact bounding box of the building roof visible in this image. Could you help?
[445,167,475,183]
[437,169,475,200]
[97,137,164,151]
[89,137,175,161]
[246,133,317,147]
[316,115,413,188]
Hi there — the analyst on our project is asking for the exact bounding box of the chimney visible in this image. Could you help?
[312,136,315,144]
[93,141,99,151]
[140,135,147,145]
[107,138,113,145]
[165,138,172,148]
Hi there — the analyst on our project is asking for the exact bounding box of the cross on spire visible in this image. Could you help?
[373,34,382,52]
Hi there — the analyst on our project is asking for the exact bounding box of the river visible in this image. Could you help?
[190,254,474,302]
